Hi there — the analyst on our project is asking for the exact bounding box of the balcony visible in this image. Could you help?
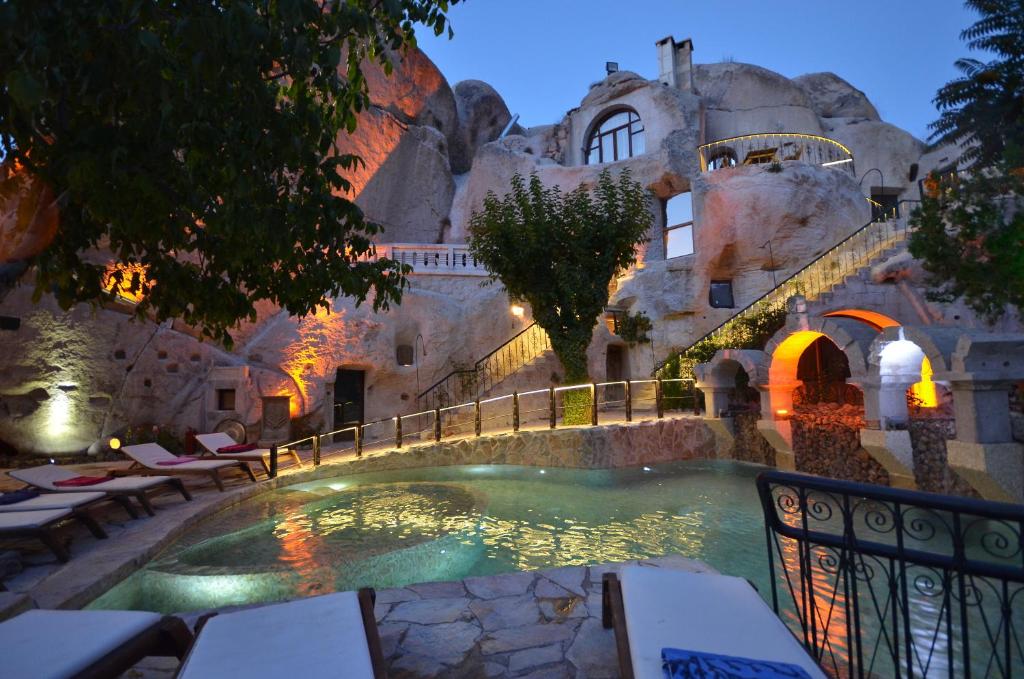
[370,243,488,276]
[698,133,854,175]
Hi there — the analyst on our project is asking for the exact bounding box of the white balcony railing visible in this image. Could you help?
[370,243,488,276]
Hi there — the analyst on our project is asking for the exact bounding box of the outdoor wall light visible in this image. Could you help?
[510,305,525,318]
[775,408,791,420]
[109,437,122,450]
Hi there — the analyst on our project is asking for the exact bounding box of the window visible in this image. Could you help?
[709,280,735,309]
[586,109,645,164]
[396,344,414,366]
[664,193,694,258]
[216,389,236,411]
[707,149,737,170]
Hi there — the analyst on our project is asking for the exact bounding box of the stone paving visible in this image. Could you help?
[125,554,715,679]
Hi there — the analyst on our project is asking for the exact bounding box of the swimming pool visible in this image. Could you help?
[89,460,773,613]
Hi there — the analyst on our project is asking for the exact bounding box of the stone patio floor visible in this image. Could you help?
[125,554,714,679]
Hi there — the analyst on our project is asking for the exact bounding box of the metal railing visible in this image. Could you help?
[418,322,552,411]
[365,243,488,276]
[266,377,701,477]
[655,200,921,378]
[757,469,1024,678]
[698,132,855,174]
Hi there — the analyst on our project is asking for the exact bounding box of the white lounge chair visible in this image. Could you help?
[0,609,192,678]
[121,443,257,491]
[0,508,106,563]
[603,566,826,679]
[194,432,302,474]
[0,490,113,515]
[178,589,385,678]
[10,464,192,516]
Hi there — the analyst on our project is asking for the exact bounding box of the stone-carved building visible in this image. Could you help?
[0,35,1017,461]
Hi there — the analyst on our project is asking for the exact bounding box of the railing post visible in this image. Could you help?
[625,381,632,422]
[692,382,701,416]
[395,416,402,449]
[355,426,362,457]
[591,384,598,426]
[549,387,556,429]
[513,391,520,432]
[656,379,664,419]
[269,445,278,478]
[474,399,482,437]
[313,434,321,467]
[434,408,442,442]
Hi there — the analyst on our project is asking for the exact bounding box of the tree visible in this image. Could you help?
[0,0,458,346]
[469,170,652,384]
[929,0,1024,168]
[908,0,1024,320]
[908,169,1024,320]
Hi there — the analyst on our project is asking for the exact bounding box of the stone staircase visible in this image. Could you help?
[655,202,919,377]
[418,322,552,411]
[477,349,562,399]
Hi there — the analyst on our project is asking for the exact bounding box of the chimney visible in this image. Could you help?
[656,36,694,91]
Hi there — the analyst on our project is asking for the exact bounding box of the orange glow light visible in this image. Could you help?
[909,356,939,408]
[823,309,900,331]
[102,262,151,304]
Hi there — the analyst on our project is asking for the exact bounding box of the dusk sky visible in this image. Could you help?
[421,0,984,142]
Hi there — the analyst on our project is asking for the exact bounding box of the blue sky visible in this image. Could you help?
[420,1,983,142]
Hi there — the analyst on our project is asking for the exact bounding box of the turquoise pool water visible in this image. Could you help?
[90,460,773,613]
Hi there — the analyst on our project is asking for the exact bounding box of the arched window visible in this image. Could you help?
[585,109,645,164]
[707,149,737,170]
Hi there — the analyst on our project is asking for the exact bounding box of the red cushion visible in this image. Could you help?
[53,476,110,487]
[156,456,199,466]
[216,443,258,453]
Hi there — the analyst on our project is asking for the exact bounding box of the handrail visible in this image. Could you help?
[655,199,922,377]
[698,132,854,173]
[757,469,1024,676]
[417,322,552,411]
[265,377,701,477]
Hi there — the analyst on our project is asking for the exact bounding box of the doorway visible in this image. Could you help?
[605,345,627,403]
[334,368,365,440]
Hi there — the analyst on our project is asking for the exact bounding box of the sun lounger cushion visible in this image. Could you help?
[155,456,199,466]
[10,465,174,492]
[662,647,814,678]
[0,489,39,505]
[123,443,235,471]
[619,567,826,679]
[0,508,71,530]
[217,443,258,453]
[53,475,110,487]
[0,609,163,679]
[0,491,105,512]
[178,592,375,679]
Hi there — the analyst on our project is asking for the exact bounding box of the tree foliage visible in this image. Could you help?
[469,170,652,383]
[929,0,1024,167]
[0,0,457,345]
[908,169,1024,320]
[909,0,1024,321]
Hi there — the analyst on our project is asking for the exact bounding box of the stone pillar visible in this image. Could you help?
[945,379,1023,502]
[859,428,916,489]
[757,419,795,471]
[698,386,733,419]
[259,395,291,447]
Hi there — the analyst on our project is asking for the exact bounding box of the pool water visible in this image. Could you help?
[90,460,773,613]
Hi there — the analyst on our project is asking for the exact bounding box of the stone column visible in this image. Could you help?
[945,379,1023,502]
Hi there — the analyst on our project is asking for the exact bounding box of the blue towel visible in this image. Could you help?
[0,489,40,505]
[662,648,814,679]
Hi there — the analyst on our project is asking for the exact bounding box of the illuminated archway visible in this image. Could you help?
[823,309,900,331]
[767,330,826,416]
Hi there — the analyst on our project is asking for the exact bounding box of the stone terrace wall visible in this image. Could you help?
[730,412,775,466]
[792,403,890,485]
[908,417,978,497]
[314,417,721,479]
